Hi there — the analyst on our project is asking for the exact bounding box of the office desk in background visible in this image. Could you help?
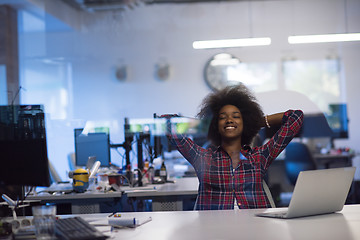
[313,152,354,169]
[124,177,198,211]
[27,191,123,214]
[28,177,199,214]
[80,204,360,240]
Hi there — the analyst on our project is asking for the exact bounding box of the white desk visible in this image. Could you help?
[28,191,123,214]
[83,204,360,240]
[123,177,199,211]
[313,153,354,169]
[27,177,199,213]
[28,191,123,201]
[123,177,199,197]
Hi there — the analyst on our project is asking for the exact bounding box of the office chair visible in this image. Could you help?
[48,160,62,183]
[192,180,276,210]
[284,141,317,185]
[68,152,77,171]
[263,180,276,208]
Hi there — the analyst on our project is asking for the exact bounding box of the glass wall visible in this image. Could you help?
[283,58,343,114]
[0,65,6,105]
[15,2,350,181]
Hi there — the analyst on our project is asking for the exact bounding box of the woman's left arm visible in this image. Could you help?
[260,110,304,168]
[262,112,285,129]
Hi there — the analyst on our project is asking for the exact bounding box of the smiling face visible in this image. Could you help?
[218,104,243,143]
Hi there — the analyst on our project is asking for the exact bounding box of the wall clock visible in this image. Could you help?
[204,53,241,91]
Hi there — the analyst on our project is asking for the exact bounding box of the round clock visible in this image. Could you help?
[204,53,241,91]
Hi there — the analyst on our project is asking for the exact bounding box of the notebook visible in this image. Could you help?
[256,167,355,219]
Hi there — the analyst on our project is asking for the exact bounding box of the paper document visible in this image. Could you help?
[108,214,152,228]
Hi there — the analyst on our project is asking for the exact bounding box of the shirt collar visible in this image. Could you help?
[215,144,251,153]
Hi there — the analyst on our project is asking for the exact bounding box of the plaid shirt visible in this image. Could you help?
[169,110,303,210]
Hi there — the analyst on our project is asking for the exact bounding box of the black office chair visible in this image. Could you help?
[284,142,317,185]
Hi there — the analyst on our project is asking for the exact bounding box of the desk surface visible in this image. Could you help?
[313,152,355,159]
[28,177,199,201]
[82,204,360,240]
[28,191,123,201]
[313,153,354,169]
[124,177,199,197]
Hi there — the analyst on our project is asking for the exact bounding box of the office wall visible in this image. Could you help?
[17,0,360,180]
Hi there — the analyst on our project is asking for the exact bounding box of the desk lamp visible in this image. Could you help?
[1,194,29,220]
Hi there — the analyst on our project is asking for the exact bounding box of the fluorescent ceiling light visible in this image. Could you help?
[210,53,240,66]
[193,37,271,49]
[211,58,240,66]
[288,33,360,44]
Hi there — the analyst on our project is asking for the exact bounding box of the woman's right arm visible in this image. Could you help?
[164,118,206,169]
[167,132,206,168]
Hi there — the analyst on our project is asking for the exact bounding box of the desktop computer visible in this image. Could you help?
[74,128,111,168]
[0,104,51,217]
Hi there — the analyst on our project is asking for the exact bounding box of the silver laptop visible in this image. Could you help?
[256,167,355,219]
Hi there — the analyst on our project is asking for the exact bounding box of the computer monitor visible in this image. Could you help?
[170,117,210,147]
[301,104,349,139]
[74,128,111,167]
[326,103,348,139]
[127,118,167,136]
[0,105,50,187]
[258,105,349,146]
[127,118,167,157]
[301,113,334,138]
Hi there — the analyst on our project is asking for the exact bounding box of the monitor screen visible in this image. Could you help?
[326,103,348,139]
[259,105,349,140]
[127,118,166,136]
[74,128,111,167]
[0,105,50,187]
[301,113,334,138]
[126,118,167,157]
[170,117,210,136]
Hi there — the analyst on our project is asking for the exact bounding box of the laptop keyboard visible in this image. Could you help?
[271,212,287,218]
[55,216,108,240]
[256,210,288,218]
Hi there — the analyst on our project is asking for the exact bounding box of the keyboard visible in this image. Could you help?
[55,216,108,240]
[256,210,288,218]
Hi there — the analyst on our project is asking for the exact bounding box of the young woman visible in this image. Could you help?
[167,84,303,210]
